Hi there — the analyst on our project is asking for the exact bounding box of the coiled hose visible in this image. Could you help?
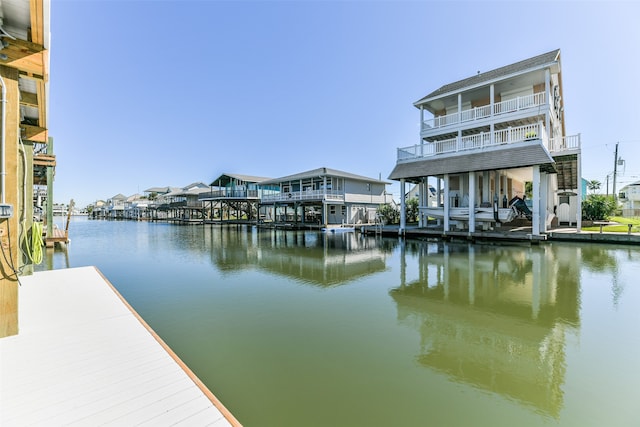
[25,221,44,265]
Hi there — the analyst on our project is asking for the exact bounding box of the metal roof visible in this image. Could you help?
[144,186,173,194]
[259,167,390,186]
[414,49,561,106]
[388,142,555,182]
[209,173,274,187]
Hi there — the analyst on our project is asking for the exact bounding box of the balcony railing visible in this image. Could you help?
[261,189,345,203]
[548,134,581,153]
[169,200,204,208]
[421,92,546,131]
[198,189,259,200]
[397,123,580,163]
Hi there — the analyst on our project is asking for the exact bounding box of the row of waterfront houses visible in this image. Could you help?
[91,168,393,228]
[92,49,589,236]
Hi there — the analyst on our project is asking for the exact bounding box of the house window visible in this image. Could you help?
[341,206,346,215]
[330,206,336,215]
[559,196,570,205]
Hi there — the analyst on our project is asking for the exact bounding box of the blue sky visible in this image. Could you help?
[49,0,640,207]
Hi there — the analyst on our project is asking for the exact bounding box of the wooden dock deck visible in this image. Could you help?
[0,266,241,426]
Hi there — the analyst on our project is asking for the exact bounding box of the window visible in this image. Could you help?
[330,206,336,215]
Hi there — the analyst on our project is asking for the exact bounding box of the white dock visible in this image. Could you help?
[0,266,241,426]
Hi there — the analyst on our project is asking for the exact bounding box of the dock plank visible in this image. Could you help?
[0,266,238,426]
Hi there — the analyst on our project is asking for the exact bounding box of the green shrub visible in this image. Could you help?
[377,203,399,225]
[582,194,617,221]
[406,197,419,223]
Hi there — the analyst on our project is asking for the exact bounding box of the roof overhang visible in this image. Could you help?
[389,141,555,182]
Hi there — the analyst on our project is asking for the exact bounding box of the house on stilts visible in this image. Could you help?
[259,167,389,228]
[198,173,274,223]
[389,49,582,236]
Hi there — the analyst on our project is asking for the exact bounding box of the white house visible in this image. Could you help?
[259,167,389,226]
[389,49,582,235]
[619,181,640,217]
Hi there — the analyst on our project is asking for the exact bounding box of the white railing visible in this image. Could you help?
[261,189,345,203]
[549,134,581,153]
[421,92,546,131]
[397,123,545,162]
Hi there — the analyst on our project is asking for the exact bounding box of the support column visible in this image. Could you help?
[532,165,541,236]
[482,171,490,204]
[418,178,425,228]
[399,178,406,234]
[443,174,450,232]
[540,172,548,234]
[545,68,551,141]
[490,84,495,144]
[469,172,476,233]
[436,177,442,226]
[0,66,20,337]
[577,143,582,231]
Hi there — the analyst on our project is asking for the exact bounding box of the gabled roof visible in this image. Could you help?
[144,186,173,194]
[414,49,561,106]
[620,180,640,190]
[259,167,390,185]
[209,173,273,187]
[110,193,127,200]
[181,182,209,191]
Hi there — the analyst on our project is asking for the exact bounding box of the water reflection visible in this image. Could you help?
[207,226,389,286]
[391,242,582,418]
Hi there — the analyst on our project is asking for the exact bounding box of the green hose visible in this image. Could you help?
[26,221,44,265]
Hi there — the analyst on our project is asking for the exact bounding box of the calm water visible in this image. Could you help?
[40,217,640,427]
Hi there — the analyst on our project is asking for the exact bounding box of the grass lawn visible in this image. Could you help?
[582,216,640,233]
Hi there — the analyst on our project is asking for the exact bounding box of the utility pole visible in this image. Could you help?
[613,142,619,201]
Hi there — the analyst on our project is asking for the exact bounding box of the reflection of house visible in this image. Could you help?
[259,167,389,227]
[199,173,274,223]
[208,227,388,286]
[618,180,640,217]
[390,242,580,417]
[390,50,582,234]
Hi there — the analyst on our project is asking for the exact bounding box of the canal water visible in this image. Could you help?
[40,217,639,427]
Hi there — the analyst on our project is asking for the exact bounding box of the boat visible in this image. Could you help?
[322,225,355,233]
[422,206,517,223]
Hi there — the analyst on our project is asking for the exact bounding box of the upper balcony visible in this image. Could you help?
[398,122,580,164]
[199,189,260,201]
[261,189,345,204]
[421,92,547,138]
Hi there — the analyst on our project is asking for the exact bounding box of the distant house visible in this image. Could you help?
[406,183,437,207]
[144,186,175,201]
[106,194,127,219]
[259,167,389,226]
[199,173,274,222]
[157,183,210,221]
[389,49,582,234]
[619,181,640,217]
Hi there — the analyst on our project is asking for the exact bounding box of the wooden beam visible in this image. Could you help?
[20,91,38,108]
[21,123,48,143]
[37,78,46,128]
[0,66,21,338]
[30,0,45,46]
[1,39,45,76]
[33,154,56,167]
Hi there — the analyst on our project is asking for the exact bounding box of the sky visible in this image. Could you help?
[49,0,640,208]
